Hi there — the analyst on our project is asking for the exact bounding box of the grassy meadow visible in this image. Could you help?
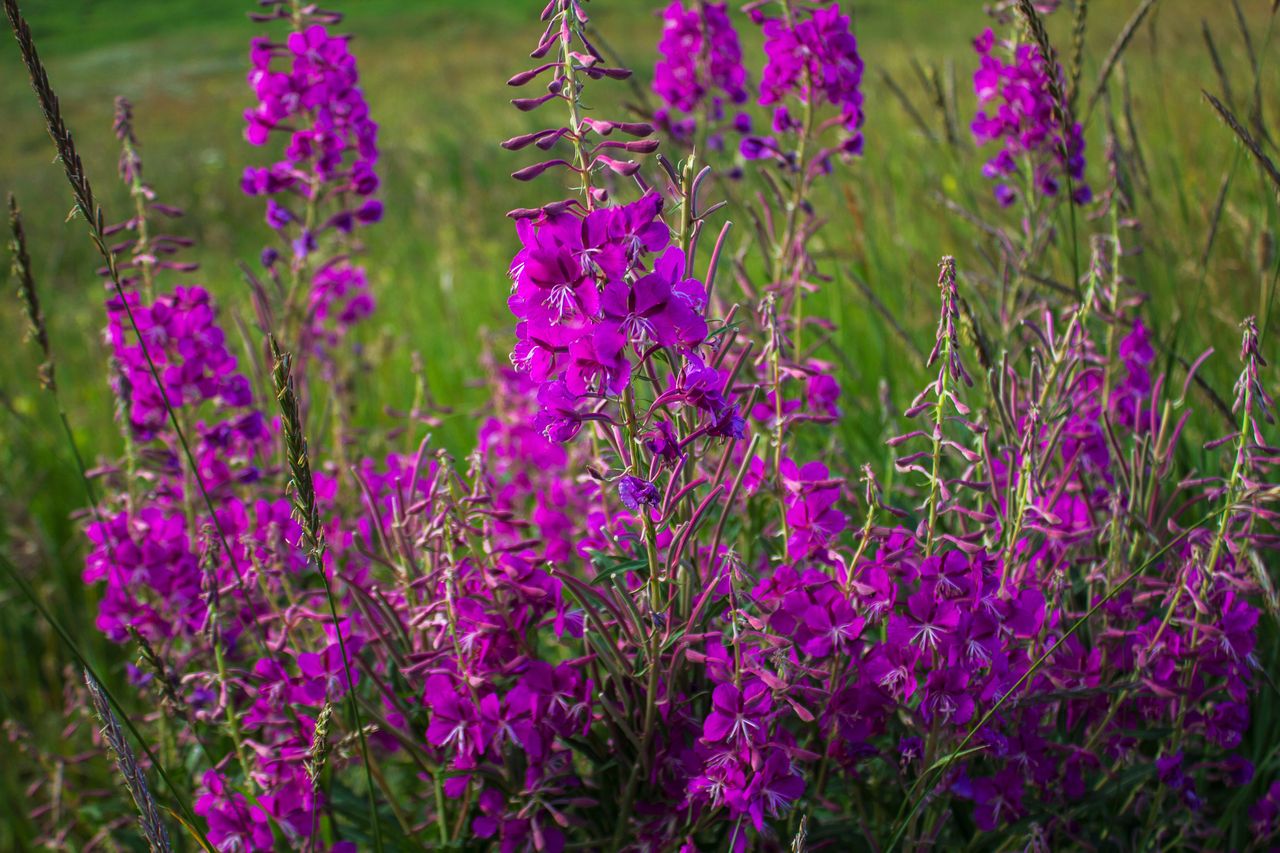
[1,0,1277,847]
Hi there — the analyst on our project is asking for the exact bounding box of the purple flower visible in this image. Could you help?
[703,679,771,746]
[971,29,1090,206]
[566,328,631,396]
[756,3,865,153]
[652,2,749,139]
[532,378,586,443]
[887,586,961,655]
[583,190,669,280]
[921,669,975,725]
[243,21,381,349]
[295,636,362,703]
[83,506,208,642]
[864,643,921,700]
[1251,781,1280,835]
[780,459,846,557]
[618,475,660,511]
[597,247,708,350]
[425,675,498,765]
[796,592,865,658]
[688,758,749,811]
[738,749,805,831]
[958,768,1025,831]
[510,213,597,328]
[196,771,274,853]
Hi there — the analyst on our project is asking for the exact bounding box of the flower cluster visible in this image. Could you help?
[509,196,709,397]
[652,1,750,146]
[88,102,272,647]
[503,0,747,465]
[106,286,252,440]
[242,7,381,351]
[751,1,865,157]
[971,28,1091,206]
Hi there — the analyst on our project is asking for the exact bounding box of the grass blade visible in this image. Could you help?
[1083,0,1160,124]
[83,670,174,853]
[1203,90,1280,196]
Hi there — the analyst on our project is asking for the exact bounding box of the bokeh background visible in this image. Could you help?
[1,0,1276,843]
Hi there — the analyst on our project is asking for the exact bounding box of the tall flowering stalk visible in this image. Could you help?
[971,26,1091,208]
[645,2,863,575]
[652,1,751,150]
[892,257,978,558]
[966,0,1092,333]
[242,0,381,358]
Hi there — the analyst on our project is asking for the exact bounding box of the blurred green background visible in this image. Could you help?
[0,0,1277,846]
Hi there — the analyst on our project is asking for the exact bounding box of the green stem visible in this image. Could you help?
[923,349,952,558]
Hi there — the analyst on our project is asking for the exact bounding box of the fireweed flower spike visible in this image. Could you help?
[652,1,751,148]
[726,2,863,567]
[971,26,1091,207]
[242,1,381,355]
[84,101,375,850]
[751,1,866,158]
[891,256,980,557]
[85,103,271,644]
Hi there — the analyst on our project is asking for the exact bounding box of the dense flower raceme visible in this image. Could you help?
[503,0,744,454]
[652,1,750,146]
[21,0,1276,850]
[241,4,381,350]
[971,28,1091,207]
[745,1,865,160]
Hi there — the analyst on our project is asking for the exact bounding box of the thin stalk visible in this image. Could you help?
[271,339,384,853]
[923,346,952,557]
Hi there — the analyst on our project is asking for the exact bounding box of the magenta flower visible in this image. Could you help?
[800,594,864,658]
[887,586,961,655]
[295,635,362,704]
[864,643,921,700]
[510,213,597,327]
[425,675,498,765]
[242,19,381,350]
[738,750,805,832]
[756,3,865,154]
[83,506,206,642]
[618,475,661,511]
[195,771,274,853]
[532,378,586,443]
[703,679,771,746]
[921,669,975,725]
[971,28,1090,206]
[567,328,631,396]
[583,191,670,280]
[688,758,749,811]
[598,247,708,350]
[652,2,749,142]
